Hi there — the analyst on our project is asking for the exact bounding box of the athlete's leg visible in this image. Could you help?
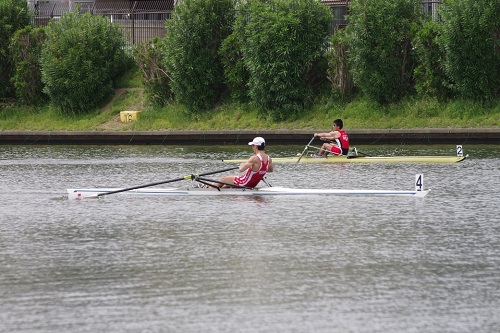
[213,175,236,188]
[319,143,333,156]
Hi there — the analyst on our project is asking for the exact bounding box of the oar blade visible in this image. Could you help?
[67,189,106,200]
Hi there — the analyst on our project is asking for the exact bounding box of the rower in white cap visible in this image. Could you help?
[213,137,274,188]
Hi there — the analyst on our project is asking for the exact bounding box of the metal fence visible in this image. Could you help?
[322,0,442,35]
[28,0,173,46]
[28,0,442,45]
[421,0,441,20]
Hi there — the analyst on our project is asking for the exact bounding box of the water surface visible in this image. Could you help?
[1,144,499,332]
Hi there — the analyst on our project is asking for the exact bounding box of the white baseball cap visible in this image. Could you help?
[248,137,265,146]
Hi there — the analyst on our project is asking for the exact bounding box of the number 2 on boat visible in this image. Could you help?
[415,174,423,192]
[456,145,463,157]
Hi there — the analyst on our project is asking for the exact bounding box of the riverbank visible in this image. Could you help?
[1,128,499,145]
[2,81,499,145]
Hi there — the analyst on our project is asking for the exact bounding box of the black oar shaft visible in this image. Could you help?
[320,138,372,157]
[96,166,239,197]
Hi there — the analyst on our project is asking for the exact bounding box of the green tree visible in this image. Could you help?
[219,32,249,103]
[413,19,451,99]
[346,0,420,104]
[163,0,235,112]
[134,37,172,107]
[326,28,354,99]
[9,26,47,105]
[40,11,130,113]
[0,0,31,99]
[439,0,500,100]
[234,0,332,120]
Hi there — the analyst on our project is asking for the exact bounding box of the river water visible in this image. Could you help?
[1,144,499,333]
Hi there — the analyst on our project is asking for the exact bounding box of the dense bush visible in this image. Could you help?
[40,11,130,113]
[0,0,31,99]
[163,0,235,112]
[134,37,172,106]
[234,0,332,120]
[326,28,354,98]
[439,0,500,100]
[9,27,47,105]
[413,19,451,99]
[346,0,420,104]
[219,32,249,103]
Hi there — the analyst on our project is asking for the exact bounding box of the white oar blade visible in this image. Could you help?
[67,189,117,200]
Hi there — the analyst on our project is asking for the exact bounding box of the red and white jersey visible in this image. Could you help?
[334,129,350,155]
[234,154,270,188]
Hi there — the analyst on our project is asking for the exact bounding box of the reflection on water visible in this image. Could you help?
[0,144,499,333]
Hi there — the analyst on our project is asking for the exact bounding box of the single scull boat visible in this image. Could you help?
[224,155,465,163]
[224,145,467,164]
[67,166,429,200]
[67,187,430,200]
[67,186,429,200]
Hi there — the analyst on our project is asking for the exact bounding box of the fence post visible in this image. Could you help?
[131,1,138,45]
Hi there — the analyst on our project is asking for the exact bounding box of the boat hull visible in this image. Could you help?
[224,155,466,163]
[67,187,429,200]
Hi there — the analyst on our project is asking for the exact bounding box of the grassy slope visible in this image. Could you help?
[1,67,499,131]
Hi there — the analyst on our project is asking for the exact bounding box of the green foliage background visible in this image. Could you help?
[327,29,354,98]
[219,32,249,103]
[40,11,130,113]
[134,37,172,107]
[234,0,332,120]
[346,0,420,104]
[413,19,451,99]
[439,0,500,101]
[163,0,235,112]
[0,0,31,99]
[9,26,47,105]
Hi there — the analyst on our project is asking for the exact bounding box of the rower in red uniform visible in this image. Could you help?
[215,137,274,188]
[314,119,350,156]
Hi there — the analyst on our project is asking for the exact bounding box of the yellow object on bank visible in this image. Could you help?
[120,111,142,123]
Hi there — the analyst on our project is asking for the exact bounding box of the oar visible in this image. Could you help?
[300,144,330,155]
[297,136,316,163]
[347,147,372,157]
[95,166,239,197]
[355,150,371,157]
